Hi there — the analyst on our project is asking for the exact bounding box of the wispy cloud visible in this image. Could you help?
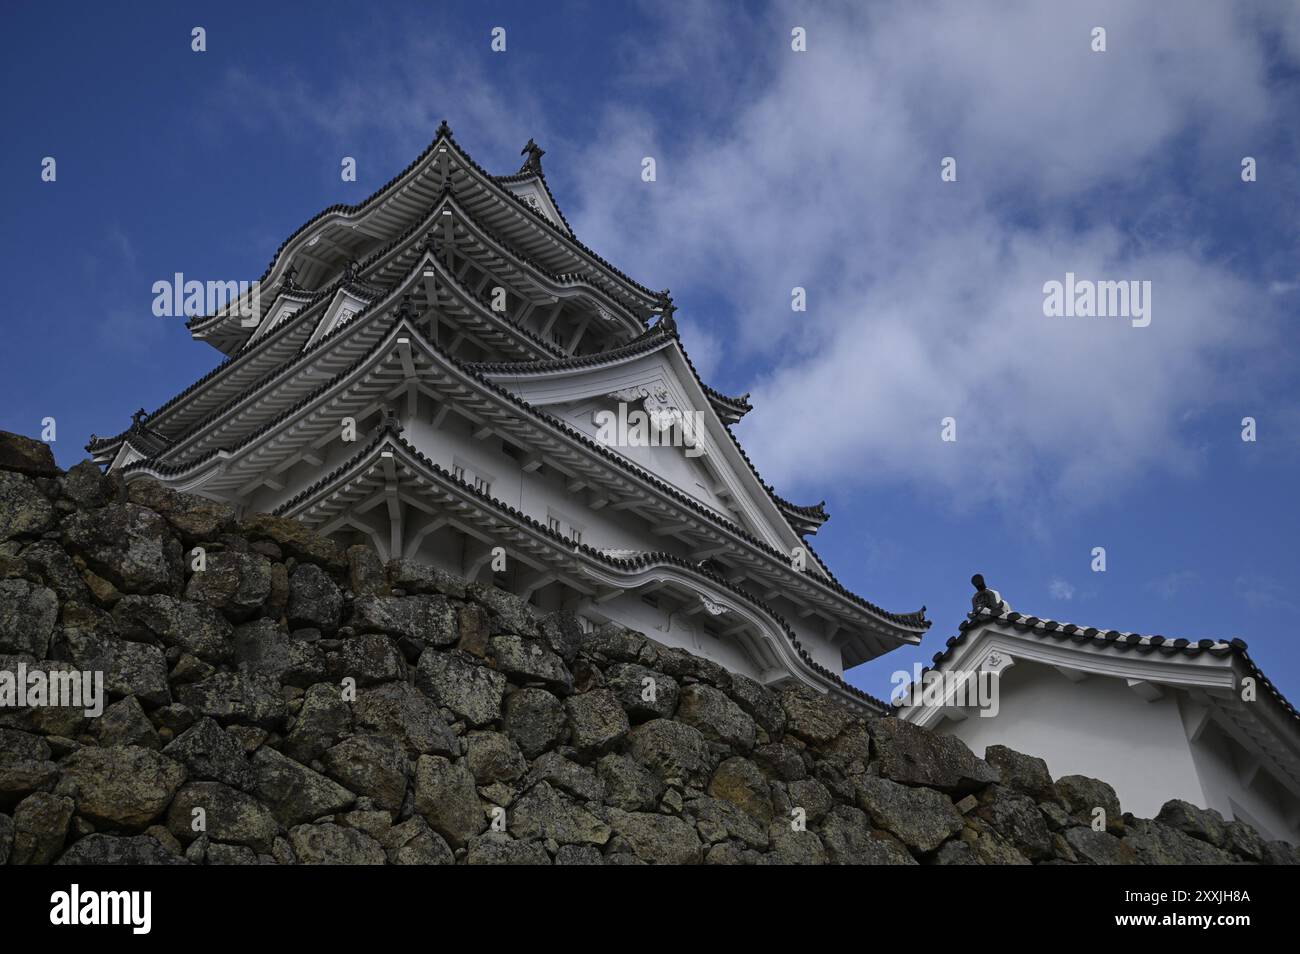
[567,0,1299,511]
[1235,574,1298,613]
[190,0,1300,517]
[1146,570,1200,600]
[1048,578,1076,601]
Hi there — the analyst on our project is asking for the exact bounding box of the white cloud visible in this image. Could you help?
[567,0,1299,510]
[1235,575,1298,613]
[1048,578,1076,601]
[1146,570,1200,599]
[197,1,1300,515]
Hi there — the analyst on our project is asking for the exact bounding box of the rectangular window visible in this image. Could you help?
[452,464,465,481]
[547,516,561,533]
[570,527,582,544]
[474,475,490,495]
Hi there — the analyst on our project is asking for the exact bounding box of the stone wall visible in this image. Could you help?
[0,431,1294,865]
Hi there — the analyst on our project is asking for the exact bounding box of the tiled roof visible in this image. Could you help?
[271,428,891,714]
[91,211,574,458]
[701,382,753,416]
[771,494,829,533]
[117,306,926,635]
[894,606,1299,726]
[464,323,672,376]
[185,123,657,336]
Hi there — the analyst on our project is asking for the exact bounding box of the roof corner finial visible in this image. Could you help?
[343,259,360,284]
[436,119,452,139]
[283,262,299,292]
[657,290,677,335]
[970,572,1010,615]
[130,408,148,429]
[520,137,546,174]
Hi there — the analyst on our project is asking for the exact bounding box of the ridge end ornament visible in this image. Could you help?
[656,290,678,335]
[520,138,545,174]
[971,573,1010,615]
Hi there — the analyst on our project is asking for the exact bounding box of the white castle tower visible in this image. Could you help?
[88,124,929,709]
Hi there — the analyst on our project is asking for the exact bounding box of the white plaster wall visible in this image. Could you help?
[936,660,1207,820]
[1182,712,1299,843]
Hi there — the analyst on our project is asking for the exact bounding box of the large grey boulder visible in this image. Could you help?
[415,648,506,727]
[854,775,963,853]
[61,745,186,828]
[413,755,484,849]
[1057,774,1123,832]
[869,717,999,793]
[676,683,757,752]
[165,781,279,851]
[290,822,386,864]
[162,718,256,791]
[10,792,75,864]
[605,663,679,721]
[490,634,573,694]
[56,834,188,865]
[286,563,342,634]
[818,804,917,865]
[126,478,235,542]
[62,503,184,595]
[113,593,233,663]
[502,687,567,759]
[321,735,410,813]
[177,671,286,729]
[607,808,702,864]
[626,718,715,785]
[564,688,630,752]
[984,744,1059,802]
[0,471,54,541]
[252,747,355,827]
[353,681,456,757]
[351,594,457,646]
[0,580,58,656]
[184,551,272,621]
[0,432,60,478]
[509,781,611,846]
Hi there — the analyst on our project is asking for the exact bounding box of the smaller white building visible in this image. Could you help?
[898,577,1300,844]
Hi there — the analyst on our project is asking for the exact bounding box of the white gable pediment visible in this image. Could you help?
[486,347,794,552]
[506,181,568,233]
[246,291,311,347]
[302,288,369,351]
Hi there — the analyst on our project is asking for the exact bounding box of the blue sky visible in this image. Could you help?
[2,1,1298,703]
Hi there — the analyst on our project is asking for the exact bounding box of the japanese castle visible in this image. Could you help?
[87,123,930,709]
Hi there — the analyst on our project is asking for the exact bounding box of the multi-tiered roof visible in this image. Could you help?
[87,123,928,709]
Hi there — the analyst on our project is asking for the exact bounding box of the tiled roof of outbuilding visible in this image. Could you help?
[894,606,1299,726]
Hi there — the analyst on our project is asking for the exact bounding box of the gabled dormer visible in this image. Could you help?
[302,285,371,352]
[244,286,312,350]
